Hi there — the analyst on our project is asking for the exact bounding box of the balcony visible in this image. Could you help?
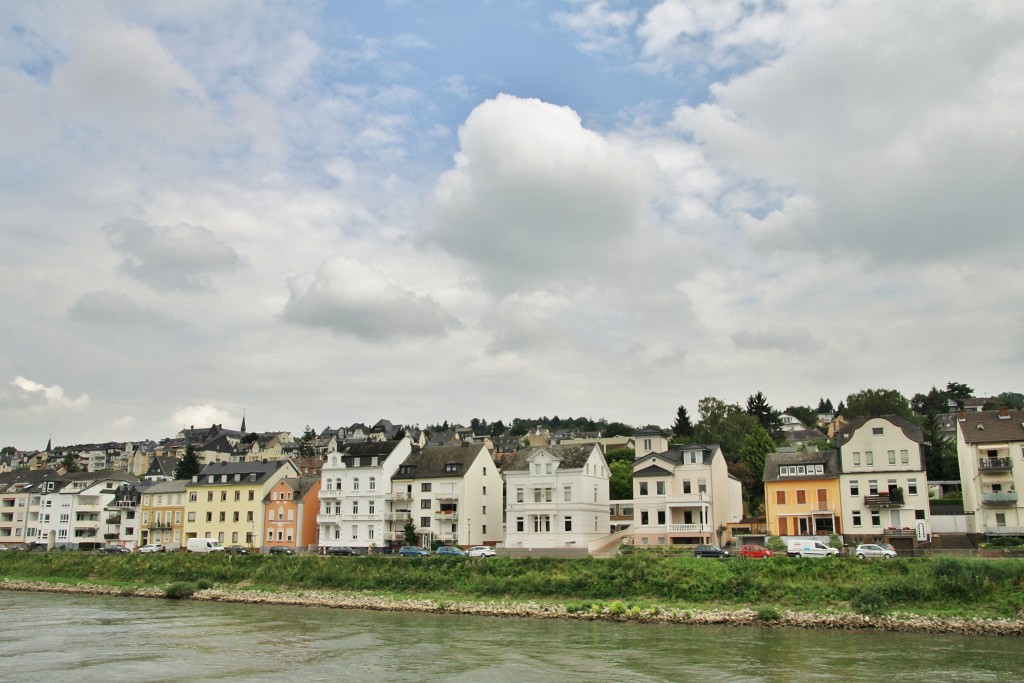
[435,511,460,521]
[664,493,710,504]
[864,494,904,508]
[385,512,412,522]
[315,514,338,525]
[148,522,172,530]
[385,492,412,502]
[982,492,1019,506]
[979,457,1013,472]
[106,515,121,525]
[435,492,460,501]
[667,523,711,533]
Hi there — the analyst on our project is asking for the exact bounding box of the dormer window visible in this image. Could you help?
[444,463,460,473]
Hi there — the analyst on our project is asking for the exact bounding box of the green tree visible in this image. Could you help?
[988,392,1024,410]
[173,445,201,480]
[608,459,633,500]
[602,421,634,438]
[784,405,817,427]
[945,381,974,401]
[489,420,506,438]
[60,451,80,474]
[746,391,783,439]
[737,424,776,484]
[604,447,635,464]
[921,413,958,480]
[297,425,317,458]
[911,386,950,415]
[403,519,417,547]
[694,397,759,460]
[671,405,693,439]
[844,388,913,420]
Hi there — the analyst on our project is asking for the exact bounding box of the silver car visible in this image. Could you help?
[467,546,495,557]
[854,543,897,559]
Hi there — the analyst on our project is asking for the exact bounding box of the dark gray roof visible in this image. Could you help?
[503,443,601,472]
[338,440,405,467]
[763,450,840,482]
[190,459,294,486]
[633,444,716,469]
[392,444,486,479]
[958,409,1024,444]
[835,415,924,447]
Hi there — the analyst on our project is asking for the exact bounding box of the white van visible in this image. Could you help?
[787,539,839,558]
[187,538,226,553]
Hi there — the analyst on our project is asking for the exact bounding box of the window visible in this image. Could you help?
[420,516,430,528]
[534,463,541,475]
[915,509,926,520]
[188,512,196,522]
[420,499,431,509]
[352,501,359,514]
[246,511,253,522]
[189,492,197,502]
[444,463,459,473]
[871,512,881,526]
[564,487,571,502]
[698,479,707,494]
[233,512,239,522]
[421,483,432,492]
[866,451,874,465]
[516,517,524,532]
[564,517,573,532]
[888,450,896,465]
[640,511,649,525]
[368,501,375,514]
[368,528,375,540]
[221,491,227,502]
[353,478,359,491]
[234,490,241,501]
[207,491,214,502]
[908,479,918,495]
[853,452,861,466]
[544,488,552,503]
[248,490,255,501]
[545,463,553,474]
[267,509,273,521]
[482,505,487,514]
[639,482,648,496]
[656,481,665,495]
[206,512,212,522]
[873,427,884,435]
[516,489,524,503]
[482,486,487,495]
[995,513,1006,527]
[852,511,861,527]
[352,526,358,540]
[683,480,692,493]
[482,525,487,534]
[657,510,665,525]
[868,480,878,495]
[534,489,542,503]
[796,490,806,505]
[850,481,859,496]
[797,465,805,475]
[776,490,786,505]
[900,450,909,464]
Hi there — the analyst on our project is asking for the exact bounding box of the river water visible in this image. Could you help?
[0,591,1020,682]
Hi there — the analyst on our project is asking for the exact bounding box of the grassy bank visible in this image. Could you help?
[2,552,1023,620]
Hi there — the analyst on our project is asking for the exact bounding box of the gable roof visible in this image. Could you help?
[632,463,675,477]
[392,444,487,479]
[763,449,840,482]
[503,443,602,471]
[189,459,297,486]
[959,409,1024,444]
[633,444,717,469]
[835,415,924,447]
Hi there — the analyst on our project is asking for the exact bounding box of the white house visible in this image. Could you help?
[630,441,743,546]
[503,442,610,552]
[36,471,139,549]
[318,437,412,552]
[956,407,1024,536]
[835,415,931,544]
[390,443,504,548]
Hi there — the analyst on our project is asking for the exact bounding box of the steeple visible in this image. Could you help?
[46,434,52,452]
[240,410,247,434]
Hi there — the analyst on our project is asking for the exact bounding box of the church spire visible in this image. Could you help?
[240,410,247,433]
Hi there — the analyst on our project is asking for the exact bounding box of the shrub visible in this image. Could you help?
[755,606,781,622]
[196,579,212,590]
[765,536,786,553]
[163,582,197,599]
[850,586,887,616]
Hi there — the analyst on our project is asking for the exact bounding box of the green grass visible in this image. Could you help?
[2,552,1023,619]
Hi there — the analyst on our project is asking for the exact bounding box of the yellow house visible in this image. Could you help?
[184,460,300,548]
[139,479,188,549]
[763,450,842,537]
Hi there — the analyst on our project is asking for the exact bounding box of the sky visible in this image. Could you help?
[2,0,1023,450]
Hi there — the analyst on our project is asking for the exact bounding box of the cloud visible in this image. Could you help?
[9,376,90,411]
[553,1,638,55]
[68,290,178,328]
[280,255,460,341]
[731,327,817,354]
[427,94,654,294]
[104,217,243,291]
[170,404,235,432]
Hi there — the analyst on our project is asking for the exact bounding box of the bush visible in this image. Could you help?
[986,537,1024,548]
[755,606,781,622]
[765,536,786,553]
[163,581,197,599]
[850,586,887,616]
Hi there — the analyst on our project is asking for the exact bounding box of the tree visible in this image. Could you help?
[945,381,974,401]
[608,460,633,500]
[173,445,201,480]
[746,391,783,438]
[694,397,759,460]
[785,405,817,428]
[604,447,635,464]
[297,425,317,459]
[489,420,506,438]
[671,405,693,439]
[921,413,959,480]
[988,392,1024,410]
[60,451,80,474]
[911,386,949,415]
[815,397,834,413]
[403,519,417,547]
[737,424,776,484]
[602,421,634,438]
[843,389,913,420]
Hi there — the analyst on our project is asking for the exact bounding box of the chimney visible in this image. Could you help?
[998,406,1010,419]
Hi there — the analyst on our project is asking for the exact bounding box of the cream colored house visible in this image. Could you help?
[836,415,930,543]
[956,408,1024,536]
[503,443,610,552]
[631,441,743,546]
[139,479,188,549]
[390,444,504,548]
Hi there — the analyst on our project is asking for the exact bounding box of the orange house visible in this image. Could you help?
[263,476,320,551]
[763,450,842,537]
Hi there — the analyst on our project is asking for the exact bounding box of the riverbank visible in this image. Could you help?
[3,578,1023,637]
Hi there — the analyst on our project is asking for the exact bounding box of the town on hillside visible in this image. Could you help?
[2,385,1022,557]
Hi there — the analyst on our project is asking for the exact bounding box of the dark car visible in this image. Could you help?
[398,546,430,557]
[693,544,730,558]
[324,545,361,556]
[225,545,250,555]
[434,545,464,556]
[267,546,294,555]
[98,544,131,554]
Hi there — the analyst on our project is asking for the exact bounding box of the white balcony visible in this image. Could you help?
[667,523,710,533]
[385,492,413,502]
[664,493,710,504]
[435,492,460,501]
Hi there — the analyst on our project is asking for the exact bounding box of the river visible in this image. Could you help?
[0,591,1019,682]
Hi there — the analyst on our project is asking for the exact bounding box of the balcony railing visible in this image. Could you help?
[864,494,904,508]
[982,492,1019,506]
[435,492,460,501]
[385,492,412,502]
[385,513,412,522]
[435,511,459,521]
[664,493,710,504]
[667,523,710,533]
[979,457,1013,472]
[148,522,172,530]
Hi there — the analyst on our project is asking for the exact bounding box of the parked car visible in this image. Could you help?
[434,545,464,556]
[738,544,773,559]
[225,545,250,555]
[854,543,898,559]
[787,539,839,558]
[467,546,496,558]
[98,544,131,554]
[137,543,165,554]
[693,544,730,558]
[267,546,294,555]
[324,545,361,556]
[187,538,226,553]
[398,546,430,557]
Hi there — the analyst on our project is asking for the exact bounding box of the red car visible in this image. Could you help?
[739,544,774,559]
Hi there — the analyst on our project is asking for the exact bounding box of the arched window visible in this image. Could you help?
[325,478,332,490]
[369,477,376,491]
[353,477,360,491]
